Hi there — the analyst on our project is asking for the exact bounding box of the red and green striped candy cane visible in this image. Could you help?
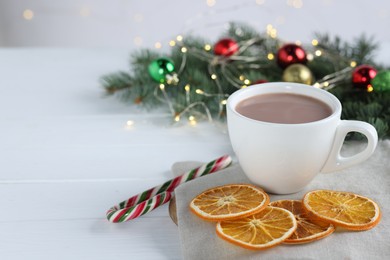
[106,155,232,223]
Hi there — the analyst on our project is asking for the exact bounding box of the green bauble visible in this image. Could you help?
[371,70,390,92]
[148,58,175,83]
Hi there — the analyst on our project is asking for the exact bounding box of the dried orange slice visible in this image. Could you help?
[270,200,334,244]
[216,206,297,250]
[189,184,269,221]
[303,190,381,231]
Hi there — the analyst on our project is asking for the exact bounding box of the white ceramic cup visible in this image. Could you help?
[227,82,378,194]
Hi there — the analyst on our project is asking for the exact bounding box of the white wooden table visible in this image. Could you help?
[0,49,233,259]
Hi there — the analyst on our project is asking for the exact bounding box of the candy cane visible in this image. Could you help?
[106,155,232,223]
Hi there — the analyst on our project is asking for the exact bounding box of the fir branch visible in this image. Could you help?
[100,22,390,139]
[314,33,380,66]
[100,71,133,94]
[350,34,379,65]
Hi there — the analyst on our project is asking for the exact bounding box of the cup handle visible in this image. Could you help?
[321,120,378,173]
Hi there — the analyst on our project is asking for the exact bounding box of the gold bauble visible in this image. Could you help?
[282,64,313,85]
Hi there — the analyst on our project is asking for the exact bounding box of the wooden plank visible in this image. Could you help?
[1,115,233,180]
[0,217,181,259]
[0,142,232,180]
[1,116,230,148]
[0,181,179,221]
[0,180,184,259]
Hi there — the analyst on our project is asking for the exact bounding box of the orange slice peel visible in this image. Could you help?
[216,206,297,250]
[302,190,381,231]
[270,200,335,244]
[189,184,269,221]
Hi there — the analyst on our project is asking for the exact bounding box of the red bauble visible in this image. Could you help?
[352,65,377,89]
[277,44,307,69]
[214,38,239,57]
[252,79,268,85]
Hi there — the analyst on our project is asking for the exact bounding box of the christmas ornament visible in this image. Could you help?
[352,65,377,90]
[371,70,390,92]
[277,44,307,69]
[148,58,176,83]
[252,79,268,85]
[282,64,313,85]
[106,155,232,223]
[102,22,390,139]
[214,38,239,57]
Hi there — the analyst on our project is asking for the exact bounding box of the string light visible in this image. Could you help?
[323,81,330,87]
[128,0,364,126]
[206,0,216,7]
[350,61,357,67]
[196,89,204,94]
[134,37,143,46]
[288,0,303,9]
[160,24,362,125]
[184,84,191,104]
[125,120,135,130]
[256,0,265,5]
[189,120,197,126]
[315,50,322,56]
[294,1,303,9]
[314,67,353,91]
[164,31,346,124]
[367,85,374,92]
[128,9,363,126]
[188,116,197,126]
[23,9,34,20]
[266,24,277,38]
[155,83,175,116]
[143,21,360,124]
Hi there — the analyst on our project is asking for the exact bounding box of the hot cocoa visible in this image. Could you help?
[235,93,333,124]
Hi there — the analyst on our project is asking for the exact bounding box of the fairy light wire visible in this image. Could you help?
[163,33,356,123]
[314,67,353,90]
[153,85,176,115]
[175,101,213,123]
[148,2,363,124]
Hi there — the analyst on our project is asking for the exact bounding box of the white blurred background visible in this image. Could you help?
[0,0,389,64]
